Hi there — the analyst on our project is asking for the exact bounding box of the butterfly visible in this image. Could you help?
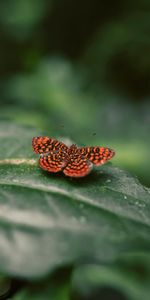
[32,136,115,178]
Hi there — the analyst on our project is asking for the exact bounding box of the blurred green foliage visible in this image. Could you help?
[0,2,150,299]
[0,0,150,187]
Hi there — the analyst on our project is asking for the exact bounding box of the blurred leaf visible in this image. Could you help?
[71,254,150,300]
[0,275,11,298]
[0,121,150,279]
[12,269,70,300]
[0,0,48,40]
[82,12,150,97]
[6,59,90,128]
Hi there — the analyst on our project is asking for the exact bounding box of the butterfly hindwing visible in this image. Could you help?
[63,157,93,177]
[39,151,68,173]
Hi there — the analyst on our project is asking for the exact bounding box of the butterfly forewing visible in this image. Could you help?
[32,136,53,154]
[32,136,68,154]
[79,146,115,166]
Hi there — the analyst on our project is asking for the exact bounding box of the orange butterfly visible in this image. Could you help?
[32,136,115,178]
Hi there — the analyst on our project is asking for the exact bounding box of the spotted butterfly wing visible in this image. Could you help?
[63,157,93,177]
[63,145,114,177]
[32,136,53,154]
[32,136,69,173]
[39,151,68,173]
[79,146,115,166]
[32,136,68,154]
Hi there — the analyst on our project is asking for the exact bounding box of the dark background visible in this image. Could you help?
[0,0,150,186]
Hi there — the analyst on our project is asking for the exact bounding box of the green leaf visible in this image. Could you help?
[0,121,150,279]
[71,253,150,300]
[12,269,70,300]
[0,275,11,298]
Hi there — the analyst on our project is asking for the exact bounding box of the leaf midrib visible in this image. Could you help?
[0,180,149,229]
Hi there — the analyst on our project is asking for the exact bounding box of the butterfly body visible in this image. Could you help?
[32,136,115,178]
